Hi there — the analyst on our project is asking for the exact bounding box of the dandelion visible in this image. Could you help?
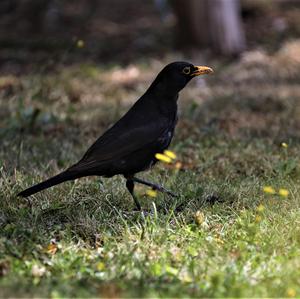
[215,237,224,245]
[155,153,172,163]
[279,188,289,197]
[281,142,288,148]
[96,262,105,271]
[263,186,276,194]
[255,215,262,223]
[286,288,296,298]
[146,189,157,198]
[76,39,85,48]
[155,150,178,164]
[256,204,265,212]
[163,150,177,160]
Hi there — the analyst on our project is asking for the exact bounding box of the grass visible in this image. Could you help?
[1,45,300,297]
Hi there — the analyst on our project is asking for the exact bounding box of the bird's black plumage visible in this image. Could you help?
[18,62,213,209]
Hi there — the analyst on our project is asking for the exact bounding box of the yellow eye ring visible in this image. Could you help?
[182,67,191,75]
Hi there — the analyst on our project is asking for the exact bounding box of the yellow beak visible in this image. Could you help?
[192,66,214,76]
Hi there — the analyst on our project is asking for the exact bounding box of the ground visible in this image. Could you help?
[1,1,300,297]
[1,37,300,297]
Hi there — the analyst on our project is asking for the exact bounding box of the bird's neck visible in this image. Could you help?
[143,80,179,117]
[148,78,180,98]
[159,96,178,118]
[145,90,178,117]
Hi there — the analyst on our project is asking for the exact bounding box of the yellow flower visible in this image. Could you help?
[96,262,105,271]
[215,237,224,245]
[155,153,172,163]
[45,243,58,255]
[286,288,296,298]
[146,189,157,198]
[278,188,289,197]
[255,215,262,223]
[263,186,276,194]
[164,150,177,160]
[77,40,85,48]
[256,204,265,212]
[281,142,288,148]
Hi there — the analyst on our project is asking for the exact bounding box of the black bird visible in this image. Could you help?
[18,62,213,210]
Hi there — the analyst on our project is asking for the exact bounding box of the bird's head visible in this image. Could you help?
[149,61,213,95]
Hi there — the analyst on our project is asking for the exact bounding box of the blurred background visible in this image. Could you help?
[1,0,300,168]
[1,0,300,72]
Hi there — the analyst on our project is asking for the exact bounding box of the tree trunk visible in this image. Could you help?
[208,0,246,55]
[171,0,209,48]
[171,0,246,56]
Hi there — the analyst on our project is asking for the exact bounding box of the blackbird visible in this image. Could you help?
[18,62,213,210]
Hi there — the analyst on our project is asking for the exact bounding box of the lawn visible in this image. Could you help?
[1,41,300,297]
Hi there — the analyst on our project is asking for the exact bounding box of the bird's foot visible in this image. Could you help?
[154,186,177,197]
[132,177,178,197]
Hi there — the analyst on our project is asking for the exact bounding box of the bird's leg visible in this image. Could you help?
[132,177,177,197]
[126,178,142,211]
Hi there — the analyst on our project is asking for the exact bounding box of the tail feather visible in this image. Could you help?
[17,170,79,197]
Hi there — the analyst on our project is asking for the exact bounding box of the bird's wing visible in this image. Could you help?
[70,117,171,172]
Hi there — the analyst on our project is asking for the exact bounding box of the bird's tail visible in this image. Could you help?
[17,170,79,197]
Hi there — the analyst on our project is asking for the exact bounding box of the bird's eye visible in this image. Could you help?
[182,67,191,75]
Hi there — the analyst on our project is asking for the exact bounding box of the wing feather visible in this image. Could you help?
[71,118,170,172]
